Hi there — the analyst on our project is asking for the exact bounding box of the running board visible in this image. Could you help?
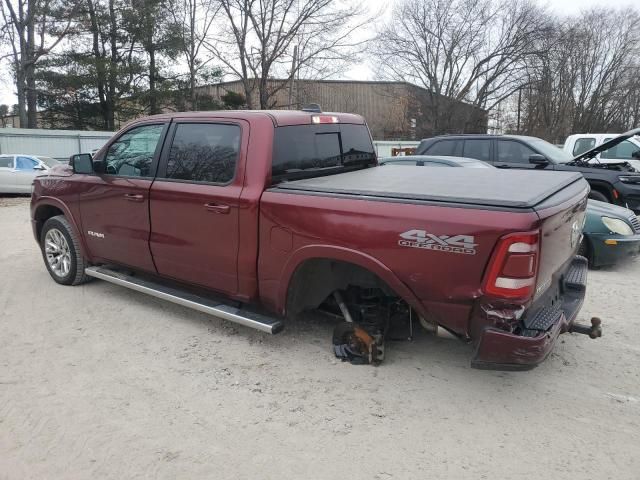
[84,266,284,334]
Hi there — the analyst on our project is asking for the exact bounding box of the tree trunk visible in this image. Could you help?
[149,46,157,114]
[190,63,196,109]
[16,70,28,128]
[259,77,268,109]
[26,65,37,128]
[107,0,118,130]
[87,0,109,129]
[25,0,37,128]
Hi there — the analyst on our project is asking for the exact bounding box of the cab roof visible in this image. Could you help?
[135,110,366,127]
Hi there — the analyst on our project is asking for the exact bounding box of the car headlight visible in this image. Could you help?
[601,216,633,235]
[618,175,640,184]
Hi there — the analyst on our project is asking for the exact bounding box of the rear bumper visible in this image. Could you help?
[471,256,587,371]
[587,233,640,267]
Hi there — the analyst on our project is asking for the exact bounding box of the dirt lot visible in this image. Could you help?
[1,197,639,479]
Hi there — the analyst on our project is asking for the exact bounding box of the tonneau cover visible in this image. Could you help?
[274,165,585,209]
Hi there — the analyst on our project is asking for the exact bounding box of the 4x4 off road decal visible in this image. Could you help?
[399,229,478,255]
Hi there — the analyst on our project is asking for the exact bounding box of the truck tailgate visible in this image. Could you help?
[532,178,589,300]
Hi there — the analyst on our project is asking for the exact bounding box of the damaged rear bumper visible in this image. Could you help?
[471,256,588,371]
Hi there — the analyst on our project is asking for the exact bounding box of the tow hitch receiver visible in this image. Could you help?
[569,317,602,339]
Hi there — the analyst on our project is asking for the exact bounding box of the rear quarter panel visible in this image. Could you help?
[258,192,539,336]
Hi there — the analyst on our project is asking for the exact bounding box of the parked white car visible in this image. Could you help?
[0,154,61,194]
[564,133,640,171]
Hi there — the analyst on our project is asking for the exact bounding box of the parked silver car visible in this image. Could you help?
[0,154,60,194]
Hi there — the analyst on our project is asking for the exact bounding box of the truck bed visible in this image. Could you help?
[273,166,584,209]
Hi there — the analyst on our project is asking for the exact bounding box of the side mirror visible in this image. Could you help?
[33,165,46,171]
[632,151,640,159]
[529,154,549,166]
[70,154,93,174]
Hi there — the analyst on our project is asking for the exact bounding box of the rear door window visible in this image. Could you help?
[463,139,491,162]
[163,123,240,184]
[424,140,462,156]
[0,156,13,168]
[573,138,596,156]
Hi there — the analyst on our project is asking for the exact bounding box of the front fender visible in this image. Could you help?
[276,244,429,318]
[32,196,90,259]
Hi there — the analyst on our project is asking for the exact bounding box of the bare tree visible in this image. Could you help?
[0,0,75,127]
[167,0,220,109]
[373,0,548,134]
[206,0,368,109]
[516,8,640,142]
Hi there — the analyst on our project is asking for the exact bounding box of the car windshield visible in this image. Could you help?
[36,156,60,167]
[527,138,573,163]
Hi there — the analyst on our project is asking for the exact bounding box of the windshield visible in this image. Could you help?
[272,123,376,181]
[36,156,60,167]
[527,138,573,163]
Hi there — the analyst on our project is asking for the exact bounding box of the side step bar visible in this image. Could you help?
[84,266,284,334]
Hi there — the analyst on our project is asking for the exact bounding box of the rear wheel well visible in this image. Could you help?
[34,205,65,240]
[285,258,397,318]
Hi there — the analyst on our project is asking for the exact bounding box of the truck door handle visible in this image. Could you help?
[123,193,144,202]
[204,202,230,214]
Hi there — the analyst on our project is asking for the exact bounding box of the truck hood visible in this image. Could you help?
[276,166,586,210]
[45,163,74,177]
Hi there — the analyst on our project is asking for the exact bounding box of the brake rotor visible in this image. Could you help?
[332,322,384,365]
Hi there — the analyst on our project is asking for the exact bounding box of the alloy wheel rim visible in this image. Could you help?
[45,228,71,277]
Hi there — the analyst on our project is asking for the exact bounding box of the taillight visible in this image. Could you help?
[483,231,540,300]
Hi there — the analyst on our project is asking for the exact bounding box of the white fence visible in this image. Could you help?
[0,128,115,161]
[0,127,420,161]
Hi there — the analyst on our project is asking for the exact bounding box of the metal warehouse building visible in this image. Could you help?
[201,79,488,140]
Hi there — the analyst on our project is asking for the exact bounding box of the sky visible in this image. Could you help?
[1,0,638,107]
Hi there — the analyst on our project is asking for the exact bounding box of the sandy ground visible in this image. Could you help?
[1,197,639,480]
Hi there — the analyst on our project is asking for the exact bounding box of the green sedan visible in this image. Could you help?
[581,200,640,267]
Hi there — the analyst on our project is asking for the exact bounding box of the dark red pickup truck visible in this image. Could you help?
[31,110,598,369]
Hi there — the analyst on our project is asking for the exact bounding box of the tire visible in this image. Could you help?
[577,238,589,258]
[588,190,609,202]
[40,215,91,286]
[577,237,593,268]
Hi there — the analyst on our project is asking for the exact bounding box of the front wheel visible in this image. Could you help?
[577,238,590,264]
[40,215,91,285]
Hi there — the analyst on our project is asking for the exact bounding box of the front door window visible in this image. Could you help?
[104,124,164,177]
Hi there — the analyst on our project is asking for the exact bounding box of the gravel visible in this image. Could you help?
[1,198,639,479]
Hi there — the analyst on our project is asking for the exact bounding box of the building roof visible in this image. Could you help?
[207,78,485,112]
